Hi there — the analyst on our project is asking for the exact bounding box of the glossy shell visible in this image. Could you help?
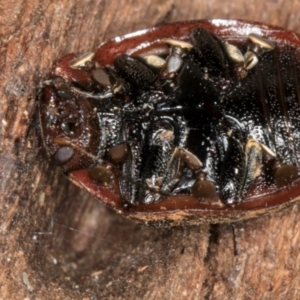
[39,20,300,226]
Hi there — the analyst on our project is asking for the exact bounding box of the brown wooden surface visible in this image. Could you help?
[1,0,300,299]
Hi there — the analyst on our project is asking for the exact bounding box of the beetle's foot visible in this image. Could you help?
[144,191,161,204]
[191,173,217,200]
[274,164,298,187]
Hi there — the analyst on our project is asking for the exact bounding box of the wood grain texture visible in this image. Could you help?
[1,0,300,299]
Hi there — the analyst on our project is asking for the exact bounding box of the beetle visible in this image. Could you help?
[39,20,300,226]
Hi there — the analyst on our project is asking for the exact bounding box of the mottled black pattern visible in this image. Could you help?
[101,30,300,205]
[43,27,300,206]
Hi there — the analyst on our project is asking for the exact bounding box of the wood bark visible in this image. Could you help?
[1,0,300,299]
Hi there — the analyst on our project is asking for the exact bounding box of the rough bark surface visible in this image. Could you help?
[1,0,300,299]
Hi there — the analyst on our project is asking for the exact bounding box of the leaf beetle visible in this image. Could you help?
[39,20,300,226]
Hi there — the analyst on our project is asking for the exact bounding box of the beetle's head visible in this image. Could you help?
[39,55,100,173]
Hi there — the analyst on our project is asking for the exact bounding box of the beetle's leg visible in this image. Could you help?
[159,39,192,79]
[109,119,145,205]
[160,147,202,192]
[138,117,179,203]
[273,163,298,187]
[219,135,245,204]
[191,173,217,200]
[175,58,220,107]
[261,145,298,188]
[247,34,275,56]
[219,136,278,204]
[142,146,203,203]
[114,54,157,91]
[190,27,227,73]
[136,115,190,203]
[139,112,218,203]
[234,34,275,78]
[220,137,259,204]
[53,52,118,100]
[157,147,217,200]
[119,141,143,205]
[57,51,165,101]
